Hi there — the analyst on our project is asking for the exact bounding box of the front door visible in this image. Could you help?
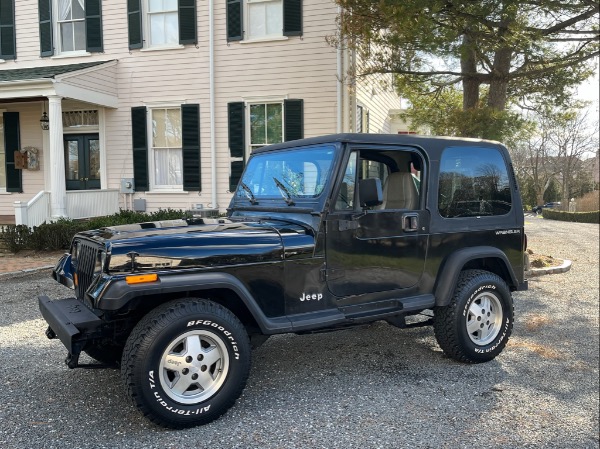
[325,147,429,301]
[64,134,100,190]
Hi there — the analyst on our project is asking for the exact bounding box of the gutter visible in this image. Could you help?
[209,0,218,211]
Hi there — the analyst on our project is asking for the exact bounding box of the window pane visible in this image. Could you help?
[438,147,512,218]
[72,0,85,19]
[152,109,167,147]
[60,22,74,52]
[150,14,166,45]
[65,141,80,181]
[149,0,163,13]
[248,3,266,38]
[166,108,182,147]
[164,12,179,44]
[89,140,100,180]
[74,21,85,50]
[335,152,357,210]
[154,148,183,186]
[250,104,266,145]
[164,0,178,11]
[265,1,282,35]
[266,103,282,144]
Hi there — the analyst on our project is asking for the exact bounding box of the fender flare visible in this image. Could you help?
[433,246,518,307]
[95,272,292,334]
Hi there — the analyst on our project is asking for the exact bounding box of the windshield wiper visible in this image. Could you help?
[272,177,295,206]
[239,181,258,205]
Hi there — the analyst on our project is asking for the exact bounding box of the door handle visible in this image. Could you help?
[402,213,419,232]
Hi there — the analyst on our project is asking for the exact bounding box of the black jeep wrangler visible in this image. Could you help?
[39,134,528,428]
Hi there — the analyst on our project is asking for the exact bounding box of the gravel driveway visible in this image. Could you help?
[0,218,598,449]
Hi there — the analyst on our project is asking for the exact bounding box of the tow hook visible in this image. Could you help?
[45,327,57,340]
[65,352,80,369]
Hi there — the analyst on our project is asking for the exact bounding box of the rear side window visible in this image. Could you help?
[438,147,512,218]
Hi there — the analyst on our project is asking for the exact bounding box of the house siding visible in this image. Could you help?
[1,0,399,218]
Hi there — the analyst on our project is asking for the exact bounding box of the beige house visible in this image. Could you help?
[0,0,401,226]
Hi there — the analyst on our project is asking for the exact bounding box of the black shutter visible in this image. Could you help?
[0,0,16,60]
[228,102,245,158]
[284,99,304,141]
[85,0,103,52]
[179,0,197,45]
[228,102,245,192]
[181,104,201,191]
[131,107,148,191]
[283,0,302,37]
[3,112,22,193]
[229,161,244,192]
[226,0,243,42]
[127,0,143,50]
[38,0,53,57]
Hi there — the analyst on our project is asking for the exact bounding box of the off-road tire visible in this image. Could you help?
[121,298,251,429]
[84,341,124,366]
[433,269,514,363]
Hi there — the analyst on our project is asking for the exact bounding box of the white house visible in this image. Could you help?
[0,0,401,226]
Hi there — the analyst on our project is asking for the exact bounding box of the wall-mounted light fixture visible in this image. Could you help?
[40,101,49,130]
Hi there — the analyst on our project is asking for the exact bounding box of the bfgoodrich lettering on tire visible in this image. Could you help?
[433,269,514,363]
[121,298,251,428]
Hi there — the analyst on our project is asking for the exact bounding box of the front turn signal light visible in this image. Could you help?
[126,273,159,285]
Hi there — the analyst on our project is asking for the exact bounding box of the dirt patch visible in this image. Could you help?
[524,314,552,332]
[508,339,564,359]
[527,249,563,268]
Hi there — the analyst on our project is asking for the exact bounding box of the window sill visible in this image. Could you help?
[140,45,185,52]
[51,51,91,60]
[145,190,189,194]
[0,59,5,64]
[239,36,289,45]
[0,191,11,195]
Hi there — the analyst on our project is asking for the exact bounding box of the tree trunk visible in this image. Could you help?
[488,48,512,111]
[461,33,480,110]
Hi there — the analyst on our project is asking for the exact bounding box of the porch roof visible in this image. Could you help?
[0,60,118,108]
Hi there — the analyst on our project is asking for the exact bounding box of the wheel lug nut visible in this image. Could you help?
[182,368,189,375]
[185,356,193,363]
[201,365,207,372]
[480,324,484,328]
[191,373,198,380]
[197,354,204,361]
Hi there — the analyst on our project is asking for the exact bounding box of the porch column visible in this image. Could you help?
[48,95,67,219]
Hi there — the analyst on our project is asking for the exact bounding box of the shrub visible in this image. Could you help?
[543,209,600,223]
[0,208,189,254]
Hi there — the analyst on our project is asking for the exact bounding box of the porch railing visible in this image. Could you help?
[13,189,120,228]
[14,191,50,228]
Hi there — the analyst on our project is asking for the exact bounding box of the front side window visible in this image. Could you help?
[249,102,283,153]
[151,108,182,189]
[438,146,512,218]
[237,145,336,201]
[147,0,178,46]
[247,0,283,40]
[57,0,85,52]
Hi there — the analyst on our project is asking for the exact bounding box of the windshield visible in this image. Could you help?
[236,145,337,201]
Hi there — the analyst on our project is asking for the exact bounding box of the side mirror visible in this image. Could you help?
[359,178,383,208]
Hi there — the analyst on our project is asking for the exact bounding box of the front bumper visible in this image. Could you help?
[38,295,103,366]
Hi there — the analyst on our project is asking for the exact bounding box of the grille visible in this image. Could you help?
[74,239,99,299]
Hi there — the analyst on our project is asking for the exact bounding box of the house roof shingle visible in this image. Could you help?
[0,61,111,83]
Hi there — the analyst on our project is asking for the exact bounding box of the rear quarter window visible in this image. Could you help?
[438,146,512,218]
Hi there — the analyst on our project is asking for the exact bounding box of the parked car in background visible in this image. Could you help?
[532,202,561,214]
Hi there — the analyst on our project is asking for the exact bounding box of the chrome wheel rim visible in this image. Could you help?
[159,330,229,404]
[466,292,503,346]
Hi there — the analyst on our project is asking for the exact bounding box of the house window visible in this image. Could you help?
[249,102,283,154]
[150,108,183,189]
[147,0,178,46]
[247,0,283,40]
[56,0,86,52]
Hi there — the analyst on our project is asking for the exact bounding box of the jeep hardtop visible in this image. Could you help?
[39,133,528,428]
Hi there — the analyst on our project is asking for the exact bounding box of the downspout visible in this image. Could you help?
[209,0,218,211]
[336,7,343,133]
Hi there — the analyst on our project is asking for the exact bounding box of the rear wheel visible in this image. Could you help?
[433,270,514,363]
[121,298,251,428]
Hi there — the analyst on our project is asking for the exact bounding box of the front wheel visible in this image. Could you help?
[121,298,251,428]
[433,270,514,363]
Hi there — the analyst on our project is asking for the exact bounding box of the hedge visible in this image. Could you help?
[0,209,190,253]
[543,209,600,223]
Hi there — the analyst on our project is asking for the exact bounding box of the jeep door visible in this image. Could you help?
[325,147,429,299]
